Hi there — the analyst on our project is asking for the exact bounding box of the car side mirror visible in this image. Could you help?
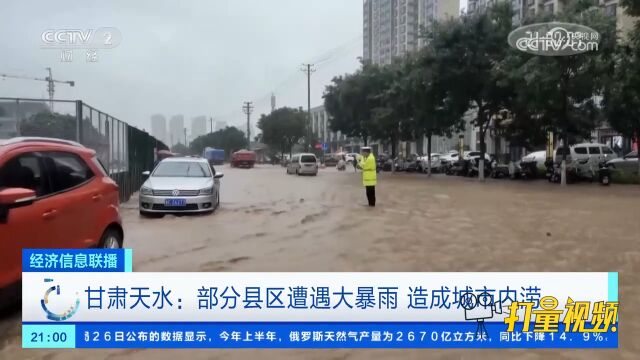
[142,171,151,177]
[0,187,36,207]
[0,188,36,224]
[214,173,224,179]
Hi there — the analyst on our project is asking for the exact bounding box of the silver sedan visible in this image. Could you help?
[138,157,223,215]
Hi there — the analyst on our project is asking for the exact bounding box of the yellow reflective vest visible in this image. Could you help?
[358,154,377,186]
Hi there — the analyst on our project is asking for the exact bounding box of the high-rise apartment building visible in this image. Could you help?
[150,114,167,145]
[364,0,460,64]
[468,0,635,33]
[168,115,185,146]
[418,0,461,47]
[191,116,207,140]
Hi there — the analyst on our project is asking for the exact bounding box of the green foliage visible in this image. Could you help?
[324,63,387,145]
[620,0,640,17]
[171,142,189,155]
[256,107,306,157]
[429,2,515,176]
[369,58,413,156]
[604,22,640,140]
[320,0,630,174]
[502,0,618,150]
[21,112,87,141]
[189,126,247,158]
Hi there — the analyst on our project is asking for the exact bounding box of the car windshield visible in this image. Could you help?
[301,155,316,163]
[625,151,638,159]
[152,161,211,177]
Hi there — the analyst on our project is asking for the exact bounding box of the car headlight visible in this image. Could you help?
[199,187,214,195]
[141,186,153,195]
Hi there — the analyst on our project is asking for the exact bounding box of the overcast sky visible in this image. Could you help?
[0,0,365,135]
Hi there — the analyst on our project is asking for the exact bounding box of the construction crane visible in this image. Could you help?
[0,67,75,111]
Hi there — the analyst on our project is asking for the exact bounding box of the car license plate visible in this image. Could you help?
[165,199,186,207]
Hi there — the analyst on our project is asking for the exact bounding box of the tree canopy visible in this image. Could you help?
[189,126,247,158]
[256,107,306,157]
[318,0,636,182]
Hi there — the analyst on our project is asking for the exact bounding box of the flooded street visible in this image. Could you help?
[2,165,639,359]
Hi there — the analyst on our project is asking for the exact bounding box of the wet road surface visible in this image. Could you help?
[1,164,639,359]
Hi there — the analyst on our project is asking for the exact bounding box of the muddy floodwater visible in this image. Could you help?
[1,165,639,359]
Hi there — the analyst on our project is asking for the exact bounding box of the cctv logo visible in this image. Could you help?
[42,29,94,46]
[41,27,122,49]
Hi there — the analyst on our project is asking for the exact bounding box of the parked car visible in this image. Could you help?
[463,151,492,163]
[605,150,638,172]
[517,150,547,179]
[439,151,460,171]
[394,154,419,172]
[286,153,318,176]
[418,153,443,173]
[0,137,123,304]
[600,151,640,185]
[139,157,223,215]
[552,143,618,181]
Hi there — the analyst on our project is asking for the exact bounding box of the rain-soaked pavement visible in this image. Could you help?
[2,164,640,359]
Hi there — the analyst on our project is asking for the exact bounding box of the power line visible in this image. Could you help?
[215,35,362,126]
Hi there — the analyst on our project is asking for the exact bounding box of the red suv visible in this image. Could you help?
[0,137,123,299]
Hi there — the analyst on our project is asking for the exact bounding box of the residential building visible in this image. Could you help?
[168,115,185,146]
[150,114,167,145]
[364,0,461,64]
[418,0,461,47]
[364,0,398,65]
[469,0,635,33]
[191,115,207,140]
[309,105,354,153]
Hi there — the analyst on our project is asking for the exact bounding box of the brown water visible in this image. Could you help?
[1,165,639,359]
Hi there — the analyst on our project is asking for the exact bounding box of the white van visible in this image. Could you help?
[286,153,318,176]
[554,143,618,177]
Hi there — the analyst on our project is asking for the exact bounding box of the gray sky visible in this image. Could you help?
[0,0,362,134]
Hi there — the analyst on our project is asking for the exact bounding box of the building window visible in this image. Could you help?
[544,3,554,13]
[605,4,617,17]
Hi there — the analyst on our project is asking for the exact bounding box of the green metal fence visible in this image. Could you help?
[0,98,168,202]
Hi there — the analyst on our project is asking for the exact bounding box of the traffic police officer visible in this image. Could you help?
[358,147,377,206]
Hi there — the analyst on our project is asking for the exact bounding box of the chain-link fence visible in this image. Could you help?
[0,98,168,202]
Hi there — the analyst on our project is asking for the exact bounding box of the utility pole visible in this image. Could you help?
[183,128,187,146]
[242,101,254,149]
[301,63,315,152]
[46,67,54,110]
[210,117,213,133]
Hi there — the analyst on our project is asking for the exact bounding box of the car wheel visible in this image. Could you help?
[296,169,301,176]
[99,228,122,249]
